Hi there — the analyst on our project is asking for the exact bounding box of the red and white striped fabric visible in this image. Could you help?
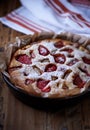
[0,0,90,36]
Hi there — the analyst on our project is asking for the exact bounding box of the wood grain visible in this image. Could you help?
[0,0,90,130]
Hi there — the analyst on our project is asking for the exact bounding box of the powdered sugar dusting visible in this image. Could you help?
[9,39,90,97]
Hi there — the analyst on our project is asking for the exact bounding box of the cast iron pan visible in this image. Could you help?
[2,73,90,111]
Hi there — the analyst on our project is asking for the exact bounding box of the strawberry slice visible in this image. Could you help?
[38,45,49,56]
[16,54,32,64]
[25,79,35,85]
[37,78,50,92]
[54,54,66,64]
[45,64,57,72]
[82,57,90,65]
[73,74,85,88]
[67,58,79,66]
[61,48,73,53]
[54,41,64,48]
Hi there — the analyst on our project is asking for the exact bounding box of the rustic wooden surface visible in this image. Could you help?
[0,0,90,130]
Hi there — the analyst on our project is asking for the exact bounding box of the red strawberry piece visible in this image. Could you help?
[61,48,73,53]
[82,57,90,65]
[37,78,50,92]
[38,45,49,56]
[16,54,32,64]
[54,54,66,64]
[67,58,79,66]
[73,74,85,88]
[45,64,57,72]
[54,41,64,48]
[25,79,35,85]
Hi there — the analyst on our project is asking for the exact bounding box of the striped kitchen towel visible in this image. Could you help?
[0,0,90,36]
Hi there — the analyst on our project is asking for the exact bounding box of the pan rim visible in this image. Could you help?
[2,73,89,101]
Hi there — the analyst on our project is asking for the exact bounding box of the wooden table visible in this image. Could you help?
[0,0,90,130]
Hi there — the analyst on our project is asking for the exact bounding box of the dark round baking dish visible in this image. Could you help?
[2,73,90,111]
